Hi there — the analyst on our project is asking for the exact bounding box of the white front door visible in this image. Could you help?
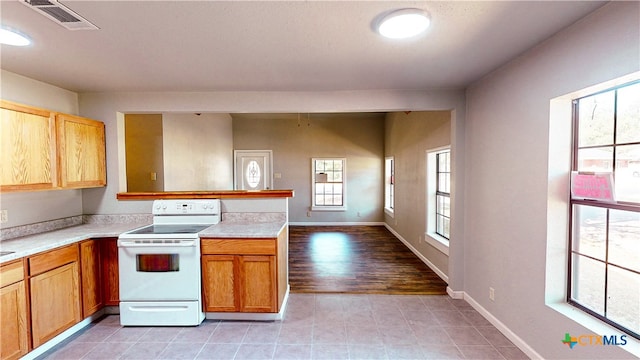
[234,150,273,190]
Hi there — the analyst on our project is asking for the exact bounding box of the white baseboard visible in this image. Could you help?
[447,287,464,299]
[463,292,543,360]
[380,224,539,359]
[103,305,119,314]
[205,286,290,321]
[384,224,449,284]
[289,221,385,226]
[21,310,105,360]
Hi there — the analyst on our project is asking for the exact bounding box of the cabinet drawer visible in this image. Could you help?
[201,239,276,255]
[0,260,24,288]
[29,244,79,276]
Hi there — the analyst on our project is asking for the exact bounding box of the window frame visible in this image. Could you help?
[426,146,450,255]
[384,156,394,216]
[311,158,347,211]
[435,150,451,240]
[568,80,640,340]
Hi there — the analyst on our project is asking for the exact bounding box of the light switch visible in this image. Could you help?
[150,172,157,181]
[274,173,282,179]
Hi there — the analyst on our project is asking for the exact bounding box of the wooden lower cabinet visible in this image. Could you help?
[0,237,120,359]
[100,238,119,306]
[202,255,276,313]
[80,239,103,317]
[201,235,284,313]
[239,256,276,312]
[29,245,82,348]
[0,260,29,360]
[202,255,238,312]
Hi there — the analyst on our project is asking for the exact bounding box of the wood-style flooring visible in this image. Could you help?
[288,226,448,295]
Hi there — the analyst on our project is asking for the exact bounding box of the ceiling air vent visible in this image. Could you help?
[22,0,98,30]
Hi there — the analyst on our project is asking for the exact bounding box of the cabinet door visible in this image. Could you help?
[30,262,81,348]
[80,240,103,317]
[0,281,29,360]
[57,113,106,188]
[239,256,276,313]
[100,238,119,306]
[0,101,57,191]
[202,255,238,312]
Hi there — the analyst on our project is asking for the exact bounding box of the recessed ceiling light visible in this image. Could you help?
[0,27,31,46]
[377,8,431,39]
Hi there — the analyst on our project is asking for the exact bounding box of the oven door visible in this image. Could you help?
[118,238,201,301]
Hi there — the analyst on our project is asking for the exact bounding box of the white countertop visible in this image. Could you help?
[0,222,149,264]
[199,221,286,239]
[199,212,287,239]
[0,214,287,264]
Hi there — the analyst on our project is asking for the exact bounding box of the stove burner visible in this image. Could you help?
[127,224,211,235]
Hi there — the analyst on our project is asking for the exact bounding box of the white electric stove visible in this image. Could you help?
[117,199,220,326]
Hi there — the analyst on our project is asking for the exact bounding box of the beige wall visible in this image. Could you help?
[76,89,464,217]
[0,70,78,115]
[125,114,164,192]
[232,113,385,223]
[463,2,638,358]
[0,70,83,228]
[384,111,451,277]
[2,2,637,358]
[162,113,233,191]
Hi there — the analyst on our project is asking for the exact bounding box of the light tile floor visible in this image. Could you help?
[41,294,529,360]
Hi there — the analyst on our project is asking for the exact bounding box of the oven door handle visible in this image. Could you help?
[118,241,197,248]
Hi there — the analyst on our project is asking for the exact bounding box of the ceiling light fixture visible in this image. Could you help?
[0,27,31,46]
[377,8,430,39]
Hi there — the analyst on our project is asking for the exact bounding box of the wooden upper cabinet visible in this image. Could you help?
[0,100,57,191]
[0,100,106,192]
[57,113,106,188]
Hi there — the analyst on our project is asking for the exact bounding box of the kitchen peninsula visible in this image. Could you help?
[0,190,292,360]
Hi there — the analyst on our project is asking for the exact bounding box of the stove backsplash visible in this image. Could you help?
[0,214,153,242]
[0,216,83,241]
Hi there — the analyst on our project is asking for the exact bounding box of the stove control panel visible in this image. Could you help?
[152,199,220,216]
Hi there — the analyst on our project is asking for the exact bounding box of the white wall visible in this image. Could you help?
[78,89,465,218]
[384,111,451,278]
[464,2,639,359]
[0,70,78,114]
[232,113,385,223]
[162,113,233,191]
[0,70,83,227]
[1,2,636,357]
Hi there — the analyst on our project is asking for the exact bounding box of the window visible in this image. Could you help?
[436,150,451,239]
[384,157,394,215]
[569,81,640,340]
[312,158,346,211]
[426,147,450,255]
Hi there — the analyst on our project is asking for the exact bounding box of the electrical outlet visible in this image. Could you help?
[0,210,7,223]
[489,287,495,301]
[307,211,311,217]
[357,211,361,217]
